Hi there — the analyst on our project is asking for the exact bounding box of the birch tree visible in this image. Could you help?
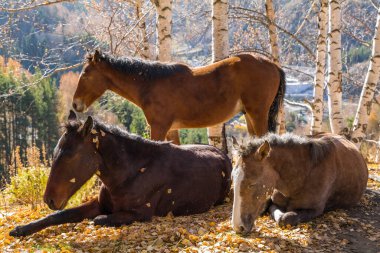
[208,0,229,151]
[311,0,328,134]
[265,0,285,134]
[265,0,279,65]
[351,9,380,147]
[153,0,173,62]
[136,0,152,59]
[327,0,343,134]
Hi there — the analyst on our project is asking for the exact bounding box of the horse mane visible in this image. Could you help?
[63,119,169,148]
[242,133,332,167]
[87,51,191,80]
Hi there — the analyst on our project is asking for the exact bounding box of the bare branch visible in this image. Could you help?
[0,0,76,13]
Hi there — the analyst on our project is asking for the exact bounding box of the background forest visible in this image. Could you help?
[0,0,380,180]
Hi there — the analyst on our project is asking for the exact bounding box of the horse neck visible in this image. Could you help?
[269,146,310,196]
[94,128,158,187]
[100,63,146,108]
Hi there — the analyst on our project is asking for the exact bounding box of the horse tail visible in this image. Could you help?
[268,66,286,132]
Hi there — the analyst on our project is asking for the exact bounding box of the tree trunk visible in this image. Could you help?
[311,0,328,135]
[350,9,380,147]
[265,0,285,134]
[136,0,151,59]
[211,0,229,61]
[327,0,343,134]
[208,0,229,151]
[153,0,172,62]
[265,0,279,65]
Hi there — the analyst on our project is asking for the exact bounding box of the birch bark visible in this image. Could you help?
[136,0,151,59]
[311,0,328,134]
[327,0,343,134]
[265,0,285,134]
[208,0,229,150]
[153,0,172,62]
[351,9,380,147]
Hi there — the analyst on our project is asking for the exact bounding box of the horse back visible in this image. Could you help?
[320,135,368,209]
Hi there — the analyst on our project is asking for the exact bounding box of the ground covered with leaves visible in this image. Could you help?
[1,165,380,252]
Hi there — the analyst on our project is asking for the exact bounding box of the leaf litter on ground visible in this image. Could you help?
[1,164,379,252]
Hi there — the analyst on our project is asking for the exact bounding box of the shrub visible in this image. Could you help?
[3,146,100,210]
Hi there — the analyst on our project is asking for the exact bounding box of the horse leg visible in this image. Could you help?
[9,198,101,237]
[271,189,289,207]
[269,204,324,227]
[150,124,170,141]
[94,190,162,227]
[93,211,152,227]
[246,111,269,137]
[166,130,181,145]
[244,114,256,135]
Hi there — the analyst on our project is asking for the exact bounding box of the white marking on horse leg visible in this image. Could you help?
[232,167,244,232]
[269,205,284,223]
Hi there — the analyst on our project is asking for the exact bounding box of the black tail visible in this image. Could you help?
[268,67,286,132]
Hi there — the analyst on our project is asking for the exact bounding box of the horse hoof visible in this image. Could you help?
[278,212,300,227]
[9,226,26,237]
[93,215,108,226]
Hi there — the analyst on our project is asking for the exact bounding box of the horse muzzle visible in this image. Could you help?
[72,99,87,112]
[233,213,254,235]
[44,195,67,210]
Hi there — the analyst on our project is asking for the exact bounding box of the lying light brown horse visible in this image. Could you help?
[231,133,368,234]
[72,50,285,144]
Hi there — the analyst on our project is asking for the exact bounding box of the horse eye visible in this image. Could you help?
[248,183,257,189]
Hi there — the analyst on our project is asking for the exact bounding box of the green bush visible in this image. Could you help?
[3,146,100,210]
[4,166,99,210]
[5,166,49,209]
[180,128,208,144]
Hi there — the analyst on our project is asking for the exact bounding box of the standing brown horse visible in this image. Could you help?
[231,133,368,234]
[72,50,285,144]
[10,111,232,237]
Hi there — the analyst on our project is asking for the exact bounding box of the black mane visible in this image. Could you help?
[242,133,332,166]
[63,118,168,147]
[88,52,191,80]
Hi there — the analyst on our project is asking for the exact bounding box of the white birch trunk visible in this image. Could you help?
[327,0,343,134]
[136,0,151,59]
[265,0,279,65]
[351,9,380,147]
[211,0,229,62]
[265,0,285,134]
[208,0,229,150]
[153,0,172,62]
[311,0,328,135]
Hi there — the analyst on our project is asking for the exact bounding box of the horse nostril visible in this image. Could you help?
[72,102,77,110]
[45,198,55,209]
[239,226,245,233]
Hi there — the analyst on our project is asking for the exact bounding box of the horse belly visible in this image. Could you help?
[169,153,230,215]
[171,99,243,129]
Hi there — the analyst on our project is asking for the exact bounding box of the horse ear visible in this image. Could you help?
[81,116,94,137]
[93,49,101,62]
[68,110,77,121]
[254,141,270,161]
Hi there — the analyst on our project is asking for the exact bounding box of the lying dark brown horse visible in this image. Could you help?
[72,50,286,144]
[10,111,232,237]
[231,133,368,234]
